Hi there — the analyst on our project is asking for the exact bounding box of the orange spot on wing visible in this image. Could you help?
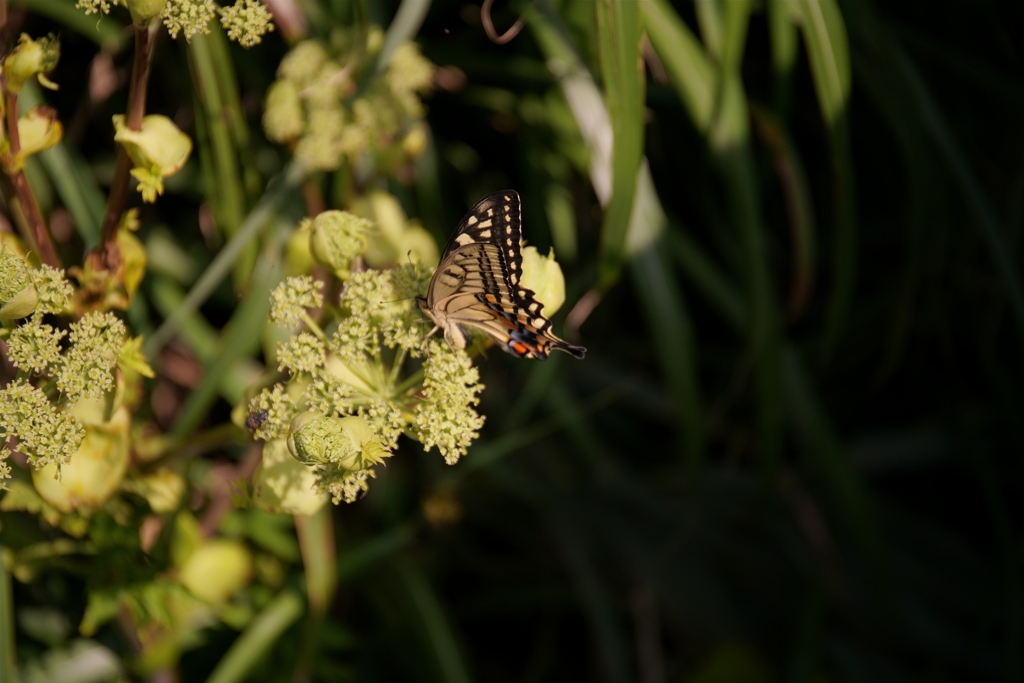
[511,342,530,355]
[485,294,498,303]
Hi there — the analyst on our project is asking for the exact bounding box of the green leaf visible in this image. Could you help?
[79,587,123,637]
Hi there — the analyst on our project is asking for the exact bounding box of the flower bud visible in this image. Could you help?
[286,219,315,276]
[395,223,439,267]
[4,34,60,94]
[252,438,328,515]
[113,114,193,203]
[0,251,38,320]
[519,246,567,315]
[126,0,166,27]
[177,539,253,603]
[9,106,62,170]
[32,406,130,514]
[309,210,370,278]
[287,412,384,471]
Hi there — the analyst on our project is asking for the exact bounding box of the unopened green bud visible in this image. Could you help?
[32,406,130,514]
[519,246,566,315]
[309,210,370,277]
[0,251,38,320]
[178,539,253,603]
[113,114,192,202]
[4,34,60,94]
[252,438,328,515]
[286,219,315,276]
[287,412,383,471]
[10,106,63,171]
[127,0,167,26]
[395,224,439,267]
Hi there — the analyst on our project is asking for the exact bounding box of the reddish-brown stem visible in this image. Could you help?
[1,77,60,267]
[98,23,156,269]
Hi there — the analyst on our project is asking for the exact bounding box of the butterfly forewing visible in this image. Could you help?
[421,190,586,360]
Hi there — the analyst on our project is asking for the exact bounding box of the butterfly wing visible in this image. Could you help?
[422,190,585,360]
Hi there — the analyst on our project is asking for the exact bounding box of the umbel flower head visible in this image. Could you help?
[262,32,434,174]
[246,253,487,506]
[78,0,275,47]
[114,114,193,202]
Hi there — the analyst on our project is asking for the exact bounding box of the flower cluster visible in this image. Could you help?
[262,31,434,174]
[246,225,485,504]
[0,257,151,489]
[77,0,275,47]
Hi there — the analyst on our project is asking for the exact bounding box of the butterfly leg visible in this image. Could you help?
[420,325,440,352]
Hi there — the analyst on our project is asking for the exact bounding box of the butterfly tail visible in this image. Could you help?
[554,340,586,359]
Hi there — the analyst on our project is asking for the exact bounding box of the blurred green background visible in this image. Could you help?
[4,0,1024,681]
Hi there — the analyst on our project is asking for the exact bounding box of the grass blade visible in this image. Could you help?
[376,0,433,74]
[791,0,851,126]
[0,548,15,683]
[639,0,715,133]
[789,0,856,363]
[781,344,882,574]
[204,589,304,683]
[337,525,416,583]
[392,558,472,683]
[595,0,644,288]
[144,161,304,356]
[631,240,705,480]
[169,250,280,439]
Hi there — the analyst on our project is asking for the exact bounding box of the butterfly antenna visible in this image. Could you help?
[379,295,419,305]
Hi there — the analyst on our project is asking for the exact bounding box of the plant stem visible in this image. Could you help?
[98,23,155,269]
[1,78,60,267]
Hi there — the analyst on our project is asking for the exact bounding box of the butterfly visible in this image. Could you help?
[416,190,586,360]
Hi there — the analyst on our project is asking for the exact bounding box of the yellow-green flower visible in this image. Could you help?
[113,114,193,202]
[263,80,304,142]
[219,0,275,48]
[415,342,485,465]
[6,316,65,375]
[162,0,216,41]
[4,34,60,94]
[8,106,63,171]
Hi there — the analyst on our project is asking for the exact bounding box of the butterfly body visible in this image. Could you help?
[417,190,585,360]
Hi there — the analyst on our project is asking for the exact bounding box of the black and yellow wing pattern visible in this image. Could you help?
[417,190,585,360]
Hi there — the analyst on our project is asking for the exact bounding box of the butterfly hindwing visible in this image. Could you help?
[419,190,586,360]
